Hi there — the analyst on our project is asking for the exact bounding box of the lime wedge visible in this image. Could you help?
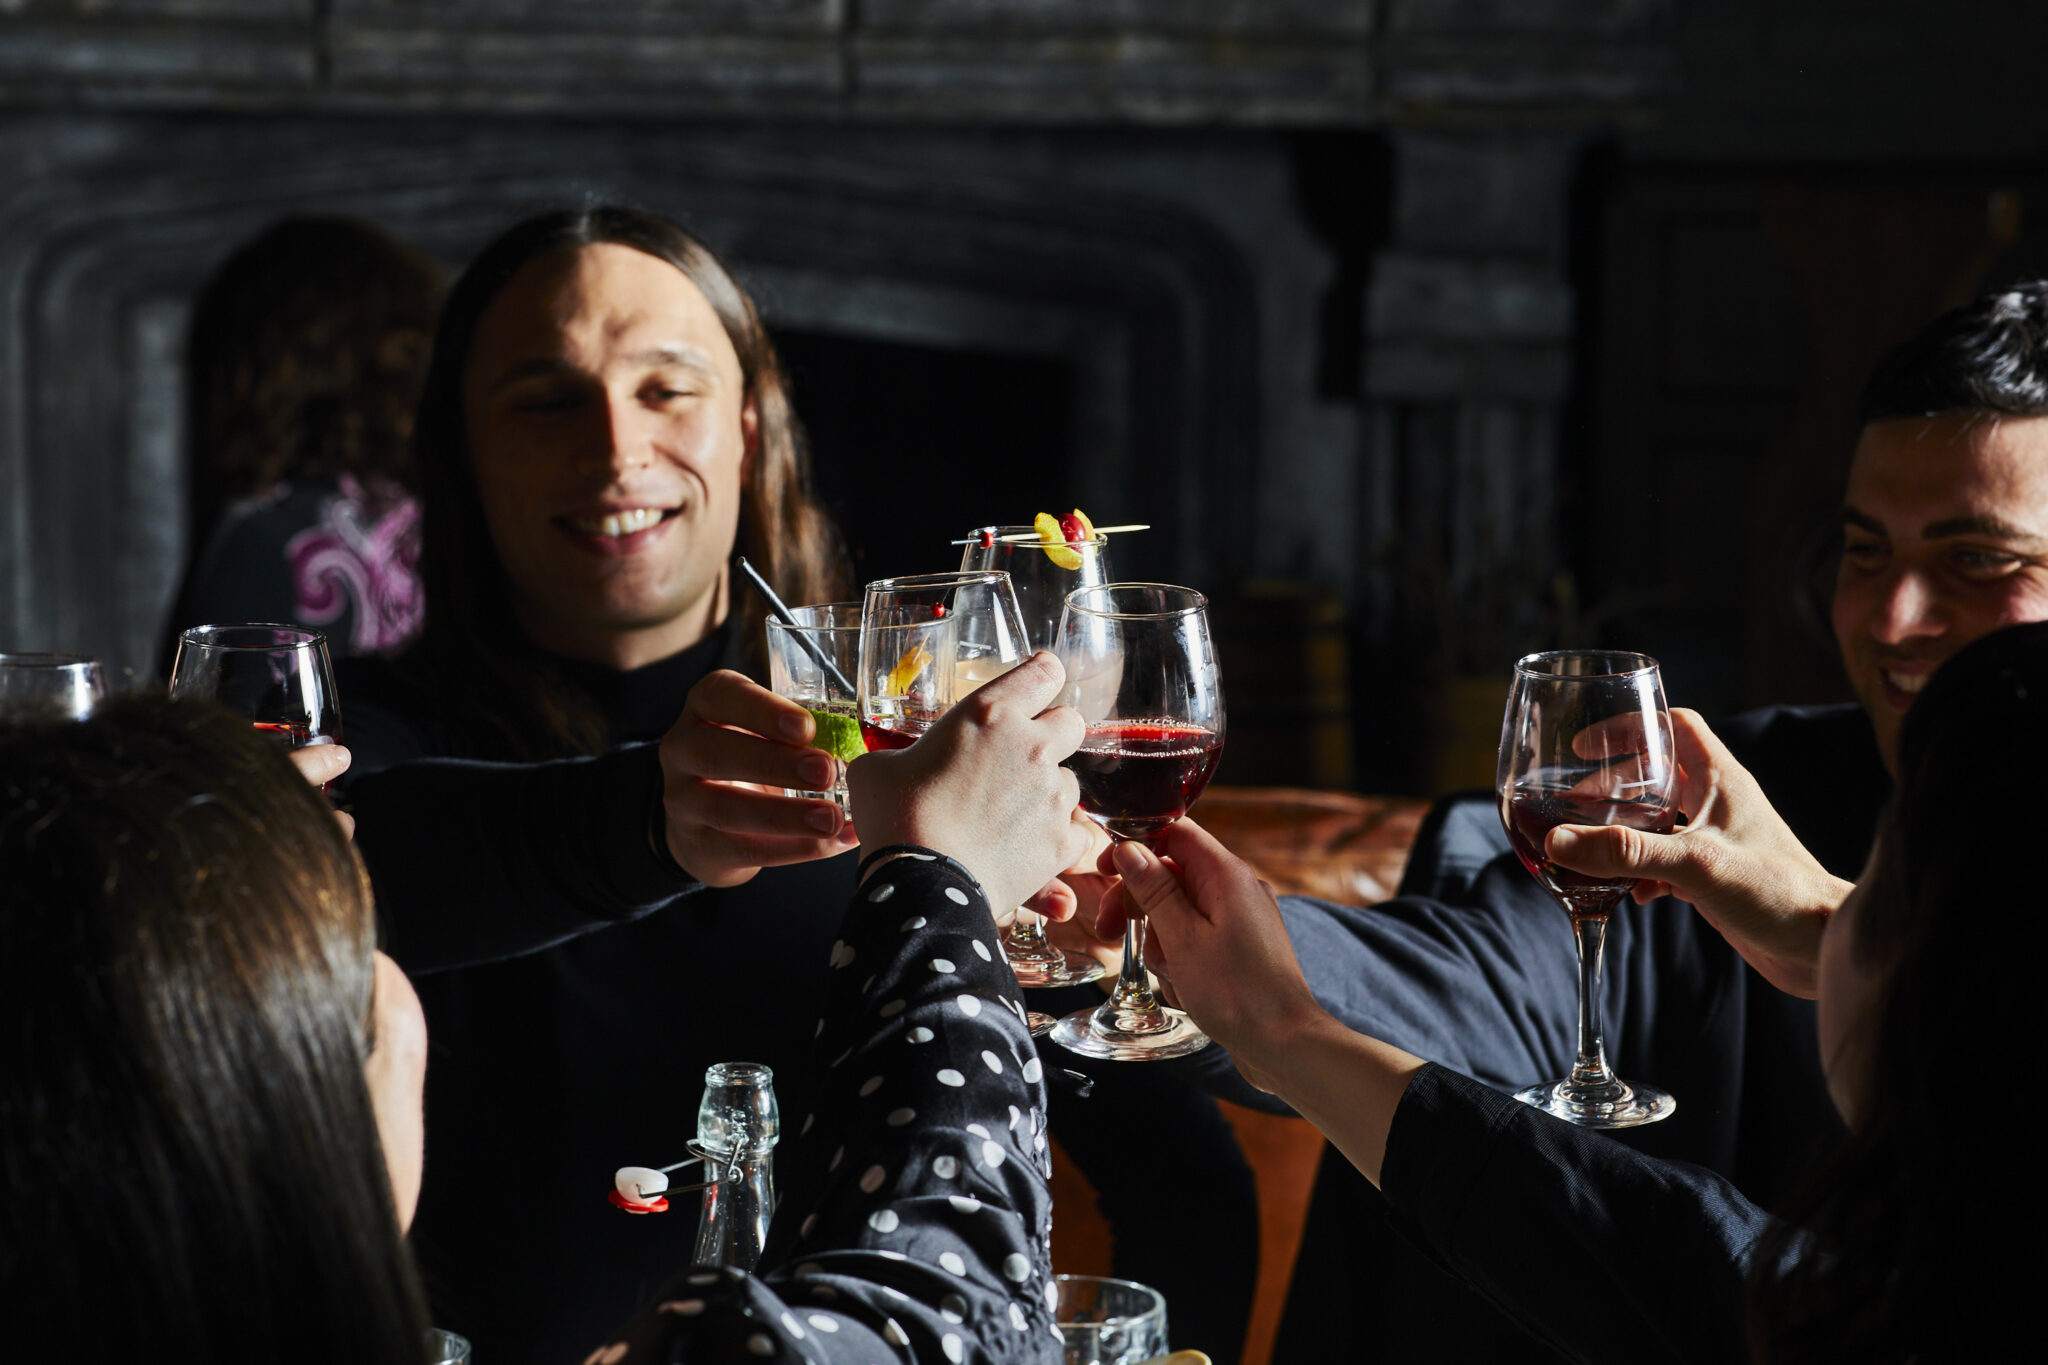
[807,708,865,763]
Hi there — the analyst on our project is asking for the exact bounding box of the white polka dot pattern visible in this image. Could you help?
[908,1026,935,1044]
[828,940,855,968]
[937,1069,966,1087]
[933,1155,959,1179]
[939,1251,968,1276]
[745,1333,775,1356]
[956,994,982,1017]
[929,958,955,973]
[944,886,970,905]
[859,1164,886,1193]
[1003,1252,1031,1282]
[858,1075,884,1097]
[869,1209,900,1233]
[867,881,895,902]
[885,1107,916,1126]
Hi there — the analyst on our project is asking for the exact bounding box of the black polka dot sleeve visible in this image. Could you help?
[577,849,1060,1365]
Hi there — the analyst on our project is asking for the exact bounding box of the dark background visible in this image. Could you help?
[5,0,2046,793]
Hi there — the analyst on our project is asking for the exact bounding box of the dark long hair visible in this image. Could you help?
[186,215,444,532]
[1753,622,2048,1361]
[407,205,845,758]
[0,698,430,1362]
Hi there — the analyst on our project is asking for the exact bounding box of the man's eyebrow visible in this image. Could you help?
[483,346,721,396]
[628,345,720,376]
[1921,513,2048,543]
[1840,507,1885,536]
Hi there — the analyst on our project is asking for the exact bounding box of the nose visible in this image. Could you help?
[1865,565,1947,645]
[575,389,654,481]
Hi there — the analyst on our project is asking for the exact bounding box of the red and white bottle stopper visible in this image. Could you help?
[609,1166,671,1214]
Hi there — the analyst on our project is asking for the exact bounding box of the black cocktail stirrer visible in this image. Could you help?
[733,556,859,699]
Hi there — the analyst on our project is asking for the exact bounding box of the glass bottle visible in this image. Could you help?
[690,1062,779,1271]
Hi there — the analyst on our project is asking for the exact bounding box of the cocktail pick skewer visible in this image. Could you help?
[734,555,859,699]
[947,525,1150,545]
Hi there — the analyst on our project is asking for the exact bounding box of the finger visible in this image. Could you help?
[289,743,351,788]
[332,809,356,842]
[971,650,1068,719]
[1569,711,1657,761]
[1023,878,1078,922]
[671,724,841,791]
[683,669,815,746]
[693,830,854,872]
[671,780,848,838]
[1035,701,1087,760]
[1108,838,1207,928]
[1546,822,1692,884]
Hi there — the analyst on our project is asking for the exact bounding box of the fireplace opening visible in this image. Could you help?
[778,327,1083,588]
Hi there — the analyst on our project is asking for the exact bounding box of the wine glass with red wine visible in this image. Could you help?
[170,625,343,768]
[1049,583,1224,1061]
[856,570,1032,752]
[1498,649,1677,1128]
[960,526,1115,995]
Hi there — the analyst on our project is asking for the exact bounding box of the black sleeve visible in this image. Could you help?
[1379,1063,1773,1365]
[348,742,700,973]
[1178,858,1587,1115]
[584,850,1060,1365]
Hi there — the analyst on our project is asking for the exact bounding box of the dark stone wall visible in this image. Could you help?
[3,0,2046,786]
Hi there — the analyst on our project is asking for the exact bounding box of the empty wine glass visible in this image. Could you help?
[1051,584,1224,1062]
[169,625,342,755]
[1497,649,1678,1128]
[961,526,1115,997]
[0,653,105,720]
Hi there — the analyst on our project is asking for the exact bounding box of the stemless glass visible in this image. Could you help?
[169,625,342,753]
[1498,649,1678,1128]
[1055,1275,1171,1365]
[961,526,1116,993]
[1051,584,1224,1062]
[764,603,863,813]
[0,653,105,720]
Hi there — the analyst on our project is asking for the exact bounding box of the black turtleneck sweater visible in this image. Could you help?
[337,628,861,1365]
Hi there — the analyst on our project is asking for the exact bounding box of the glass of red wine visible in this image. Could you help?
[1050,583,1224,1062]
[856,570,1031,753]
[0,653,105,720]
[1498,649,1678,1128]
[960,526,1116,995]
[169,625,343,764]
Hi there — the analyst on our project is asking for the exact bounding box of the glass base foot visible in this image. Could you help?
[1513,1077,1676,1129]
[1025,1010,1058,1038]
[1009,950,1106,988]
[1049,1002,1211,1061]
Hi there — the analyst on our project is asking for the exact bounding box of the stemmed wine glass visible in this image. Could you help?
[961,525,1115,993]
[1497,649,1678,1128]
[1050,584,1224,1061]
[169,625,343,757]
[0,653,105,720]
[857,571,1031,751]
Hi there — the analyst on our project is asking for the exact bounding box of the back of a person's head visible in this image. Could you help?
[0,698,427,1361]
[1757,621,2048,1363]
[1859,280,2048,424]
[187,215,444,524]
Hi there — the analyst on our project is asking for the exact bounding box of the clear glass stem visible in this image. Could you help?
[1007,916,1052,952]
[1565,910,1623,1100]
[1112,914,1157,1012]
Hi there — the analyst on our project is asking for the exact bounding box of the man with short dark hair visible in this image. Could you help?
[1253,280,2048,1360]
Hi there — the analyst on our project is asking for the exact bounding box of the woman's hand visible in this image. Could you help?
[657,670,859,887]
[1096,818,1327,1093]
[848,652,1093,915]
[1544,708,1850,997]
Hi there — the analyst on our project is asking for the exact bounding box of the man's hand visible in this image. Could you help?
[1545,708,1850,997]
[288,743,355,840]
[1097,818,1327,1094]
[848,652,1094,915]
[657,670,858,887]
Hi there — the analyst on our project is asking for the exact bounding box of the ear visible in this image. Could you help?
[740,395,760,481]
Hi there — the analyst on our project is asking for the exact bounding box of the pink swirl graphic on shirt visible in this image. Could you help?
[286,476,423,653]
